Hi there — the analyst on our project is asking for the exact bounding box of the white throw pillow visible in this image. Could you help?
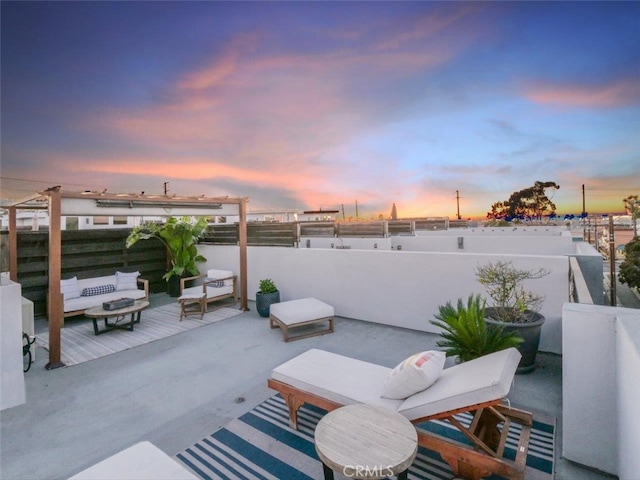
[115,271,140,291]
[60,277,80,300]
[381,350,446,400]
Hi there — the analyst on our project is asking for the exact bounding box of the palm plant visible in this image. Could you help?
[126,216,208,281]
[430,294,523,362]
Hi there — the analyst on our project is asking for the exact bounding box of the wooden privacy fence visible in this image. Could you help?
[8,229,167,316]
[206,219,452,244]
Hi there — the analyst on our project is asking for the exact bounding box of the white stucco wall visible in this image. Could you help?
[1,278,26,411]
[562,303,640,478]
[202,245,568,353]
[562,303,618,474]
[616,316,640,480]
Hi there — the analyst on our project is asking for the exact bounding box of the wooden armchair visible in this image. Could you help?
[179,269,237,312]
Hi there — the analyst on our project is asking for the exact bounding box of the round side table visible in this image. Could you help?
[314,404,418,480]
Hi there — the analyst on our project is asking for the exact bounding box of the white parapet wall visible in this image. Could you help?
[202,245,569,354]
[1,276,26,411]
[616,314,640,480]
[562,303,640,478]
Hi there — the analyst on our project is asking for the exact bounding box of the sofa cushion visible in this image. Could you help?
[206,269,234,287]
[116,271,140,291]
[182,284,234,300]
[381,350,445,400]
[77,275,118,290]
[61,277,81,300]
[81,284,116,297]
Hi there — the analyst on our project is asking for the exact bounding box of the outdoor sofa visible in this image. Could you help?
[59,271,149,318]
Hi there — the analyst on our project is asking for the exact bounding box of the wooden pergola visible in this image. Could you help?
[7,186,248,370]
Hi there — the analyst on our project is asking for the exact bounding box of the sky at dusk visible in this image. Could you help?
[1,1,639,219]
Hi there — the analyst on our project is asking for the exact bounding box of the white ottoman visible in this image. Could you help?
[269,297,334,342]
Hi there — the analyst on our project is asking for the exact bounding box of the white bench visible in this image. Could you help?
[68,441,197,480]
[269,297,334,342]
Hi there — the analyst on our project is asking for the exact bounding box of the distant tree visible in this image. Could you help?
[623,194,638,238]
[619,236,640,292]
[487,181,560,220]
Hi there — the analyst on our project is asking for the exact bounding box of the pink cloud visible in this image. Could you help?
[524,79,640,108]
[373,3,485,51]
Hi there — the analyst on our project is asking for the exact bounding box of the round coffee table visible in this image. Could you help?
[314,404,418,480]
[85,300,149,335]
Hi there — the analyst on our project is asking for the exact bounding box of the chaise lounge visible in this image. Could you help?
[268,347,532,480]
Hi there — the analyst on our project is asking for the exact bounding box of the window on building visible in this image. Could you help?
[66,217,79,230]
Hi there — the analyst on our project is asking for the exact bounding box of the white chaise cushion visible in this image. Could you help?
[381,350,446,400]
[271,349,403,412]
[397,347,521,421]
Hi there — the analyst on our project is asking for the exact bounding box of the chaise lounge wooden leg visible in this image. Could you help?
[284,393,303,430]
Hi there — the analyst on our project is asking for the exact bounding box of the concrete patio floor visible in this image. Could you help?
[1,295,614,480]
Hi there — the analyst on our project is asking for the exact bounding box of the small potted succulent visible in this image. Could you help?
[256,279,280,317]
[476,260,549,373]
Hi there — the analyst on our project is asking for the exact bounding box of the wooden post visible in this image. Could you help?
[8,206,18,282]
[238,198,249,311]
[609,216,616,307]
[46,187,65,369]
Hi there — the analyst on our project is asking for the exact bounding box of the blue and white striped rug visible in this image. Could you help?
[176,395,555,480]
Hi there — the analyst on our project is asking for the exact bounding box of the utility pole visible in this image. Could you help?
[355,200,359,219]
[455,190,461,220]
[582,184,586,240]
[163,182,169,195]
[341,204,345,220]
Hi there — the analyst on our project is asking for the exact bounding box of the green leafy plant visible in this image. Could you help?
[476,260,549,323]
[126,216,208,281]
[258,278,278,294]
[619,236,640,293]
[430,294,523,362]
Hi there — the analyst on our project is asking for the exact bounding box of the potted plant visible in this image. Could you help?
[430,294,523,363]
[476,260,549,373]
[126,216,208,297]
[256,279,280,317]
